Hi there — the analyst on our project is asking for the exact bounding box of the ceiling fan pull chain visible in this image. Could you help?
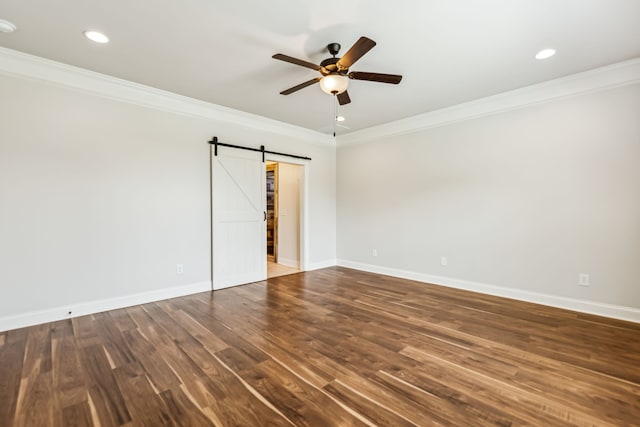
[333,95,337,138]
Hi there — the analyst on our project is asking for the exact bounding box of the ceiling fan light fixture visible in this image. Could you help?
[319,74,349,95]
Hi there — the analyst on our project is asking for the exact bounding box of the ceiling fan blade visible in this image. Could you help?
[336,36,376,71]
[348,71,403,84]
[272,53,323,71]
[337,91,351,105]
[280,77,322,95]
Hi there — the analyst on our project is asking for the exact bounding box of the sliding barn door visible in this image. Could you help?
[212,147,266,290]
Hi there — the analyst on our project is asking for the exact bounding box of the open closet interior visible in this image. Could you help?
[266,161,302,278]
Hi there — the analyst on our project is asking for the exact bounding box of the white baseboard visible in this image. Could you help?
[337,259,640,323]
[305,259,337,271]
[0,281,212,332]
[276,258,300,269]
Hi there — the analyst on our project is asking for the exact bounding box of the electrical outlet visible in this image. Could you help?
[578,273,589,287]
[176,264,184,274]
[440,256,448,266]
[372,248,378,257]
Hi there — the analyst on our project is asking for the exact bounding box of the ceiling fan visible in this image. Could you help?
[272,36,403,105]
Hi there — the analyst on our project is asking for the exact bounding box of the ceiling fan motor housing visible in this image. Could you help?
[322,43,344,74]
[320,57,341,74]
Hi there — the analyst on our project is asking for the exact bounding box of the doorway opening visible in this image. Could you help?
[266,160,303,278]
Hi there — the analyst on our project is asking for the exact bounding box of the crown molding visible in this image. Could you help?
[2,46,637,149]
[0,47,332,146]
[338,57,640,146]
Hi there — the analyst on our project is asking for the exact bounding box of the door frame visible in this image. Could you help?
[264,154,309,272]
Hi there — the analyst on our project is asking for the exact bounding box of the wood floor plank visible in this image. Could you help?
[158,388,216,426]
[50,319,74,341]
[13,324,54,427]
[111,361,175,426]
[60,401,94,427]
[235,359,369,427]
[14,371,53,427]
[51,335,88,425]
[120,328,182,394]
[2,266,640,426]
[71,315,101,348]
[0,338,27,427]
[126,307,211,394]
[169,309,230,353]
[323,380,418,427]
[92,312,136,369]
[78,344,132,426]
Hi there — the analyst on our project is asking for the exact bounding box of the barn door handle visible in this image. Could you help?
[264,211,267,221]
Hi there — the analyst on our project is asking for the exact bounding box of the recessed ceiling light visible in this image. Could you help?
[336,116,345,122]
[84,30,109,44]
[0,19,17,33]
[535,48,556,60]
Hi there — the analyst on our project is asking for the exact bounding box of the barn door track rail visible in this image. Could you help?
[209,136,312,162]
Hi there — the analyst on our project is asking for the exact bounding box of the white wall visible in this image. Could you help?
[337,83,640,317]
[0,63,336,330]
[277,163,302,267]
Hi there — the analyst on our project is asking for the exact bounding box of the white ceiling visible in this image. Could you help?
[1,0,639,134]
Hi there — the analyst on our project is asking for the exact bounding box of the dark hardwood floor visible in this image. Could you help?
[1,267,639,426]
